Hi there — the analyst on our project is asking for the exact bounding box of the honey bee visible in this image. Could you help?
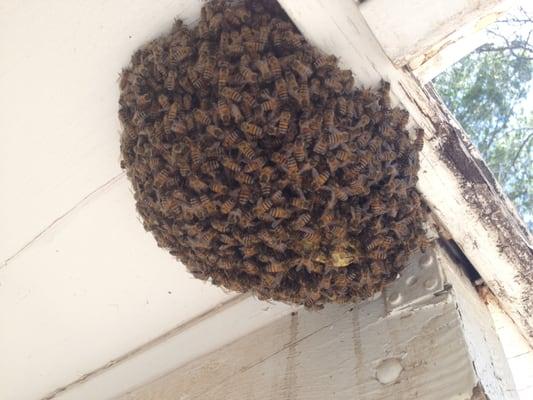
[300,227,320,244]
[290,197,310,210]
[243,157,266,173]
[312,169,330,190]
[170,120,187,136]
[285,31,303,49]
[228,43,244,57]
[245,40,263,54]
[217,99,231,125]
[167,102,178,121]
[218,62,230,91]
[391,221,410,238]
[221,86,242,103]
[266,55,282,78]
[414,128,424,151]
[186,141,202,167]
[240,121,263,137]
[324,76,343,93]
[292,213,311,230]
[285,154,298,175]
[222,129,240,148]
[210,181,228,195]
[208,12,223,32]
[337,97,347,115]
[271,190,284,204]
[323,108,335,129]
[255,59,272,81]
[193,108,211,126]
[356,153,372,171]
[165,70,177,91]
[251,168,271,190]
[239,65,257,83]
[222,157,241,172]
[132,111,146,127]
[160,196,180,214]
[176,159,191,177]
[220,198,237,214]
[199,194,217,215]
[206,125,224,139]
[218,258,234,270]
[313,137,328,155]
[292,139,306,162]
[380,150,396,162]
[238,141,256,159]
[238,186,252,205]
[354,114,371,130]
[327,130,348,148]
[242,245,259,258]
[241,91,257,108]
[183,94,193,111]
[271,30,283,48]
[177,75,194,94]
[175,46,192,62]
[228,103,243,124]
[254,199,274,215]
[335,147,351,162]
[299,81,310,108]
[275,78,288,101]
[291,59,312,80]
[136,92,152,109]
[235,172,254,185]
[370,250,387,260]
[188,174,208,192]
[278,111,291,135]
[379,80,391,109]
[234,5,251,23]
[158,94,170,109]
[153,169,169,188]
[370,197,387,215]
[260,98,278,112]
[348,177,368,196]
[265,261,286,273]
[356,131,372,147]
[201,160,220,175]
[187,67,204,90]
[123,123,136,138]
[268,205,289,220]
[313,54,336,70]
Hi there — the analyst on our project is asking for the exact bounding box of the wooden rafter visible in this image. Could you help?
[278,0,532,344]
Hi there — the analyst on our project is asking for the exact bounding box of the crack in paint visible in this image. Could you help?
[1,173,125,270]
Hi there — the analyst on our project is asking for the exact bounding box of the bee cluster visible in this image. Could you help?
[119,0,427,307]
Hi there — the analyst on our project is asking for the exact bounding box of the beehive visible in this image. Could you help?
[118,0,427,307]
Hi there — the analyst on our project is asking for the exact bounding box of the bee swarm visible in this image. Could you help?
[119,0,427,307]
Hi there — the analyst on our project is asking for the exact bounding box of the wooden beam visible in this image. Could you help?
[278,0,532,344]
[115,246,518,400]
[360,0,515,81]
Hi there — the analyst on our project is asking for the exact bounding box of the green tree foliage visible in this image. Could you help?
[433,7,532,229]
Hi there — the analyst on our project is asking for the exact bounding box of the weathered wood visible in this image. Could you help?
[278,0,532,345]
[360,0,514,81]
[116,245,517,400]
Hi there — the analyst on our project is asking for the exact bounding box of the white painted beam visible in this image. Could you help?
[360,0,515,81]
[0,177,236,400]
[279,0,532,347]
[115,246,517,400]
[0,0,203,263]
